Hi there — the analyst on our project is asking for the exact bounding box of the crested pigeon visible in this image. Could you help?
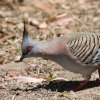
[20,22,100,91]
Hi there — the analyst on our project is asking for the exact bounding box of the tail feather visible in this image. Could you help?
[93,49,100,62]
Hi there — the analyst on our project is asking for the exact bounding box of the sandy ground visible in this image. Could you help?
[0,0,100,100]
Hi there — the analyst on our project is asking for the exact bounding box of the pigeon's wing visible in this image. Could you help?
[66,32,100,66]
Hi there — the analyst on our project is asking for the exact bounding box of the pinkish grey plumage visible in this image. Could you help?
[20,23,100,83]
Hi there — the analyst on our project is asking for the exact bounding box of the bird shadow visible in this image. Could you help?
[33,79,100,92]
[11,79,100,92]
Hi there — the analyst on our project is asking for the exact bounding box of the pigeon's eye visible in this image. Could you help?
[26,46,32,52]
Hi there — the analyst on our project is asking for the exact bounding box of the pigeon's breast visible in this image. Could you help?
[49,55,97,75]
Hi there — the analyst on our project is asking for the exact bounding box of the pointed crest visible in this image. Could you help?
[23,19,29,39]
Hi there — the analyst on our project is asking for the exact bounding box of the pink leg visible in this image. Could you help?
[98,69,100,79]
[73,80,89,92]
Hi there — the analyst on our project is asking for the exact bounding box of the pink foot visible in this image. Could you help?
[98,69,100,80]
[73,80,89,92]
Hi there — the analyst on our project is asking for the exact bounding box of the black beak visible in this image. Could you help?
[19,55,25,62]
[19,51,28,62]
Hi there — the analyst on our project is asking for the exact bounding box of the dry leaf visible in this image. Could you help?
[31,19,47,29]
[31,1,56,13]
[8,69,22,77]
[5,46,17,54]
[47,13,67,23]
[59,92,71,99]
[78,0,90,9]
[49,0,65,4]
[14,76,46,83]
[0,57,5,65]
[52,17,74,26]
[30,18,40,28]
[47,13,74,26]
[78,0,89,4]
[38,22,47,29]
[0,11,12,17]
[31,18,39,26]
[19,5,33,12]
[0,34,16,43]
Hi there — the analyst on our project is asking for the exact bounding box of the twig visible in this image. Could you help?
[12,92,18,100]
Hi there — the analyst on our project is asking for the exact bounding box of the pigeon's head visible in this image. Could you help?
[20,22,39,61]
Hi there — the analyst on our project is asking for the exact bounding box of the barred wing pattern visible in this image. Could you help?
[67,32,100,66]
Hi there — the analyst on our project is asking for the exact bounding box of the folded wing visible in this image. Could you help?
[66,32,100,66]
